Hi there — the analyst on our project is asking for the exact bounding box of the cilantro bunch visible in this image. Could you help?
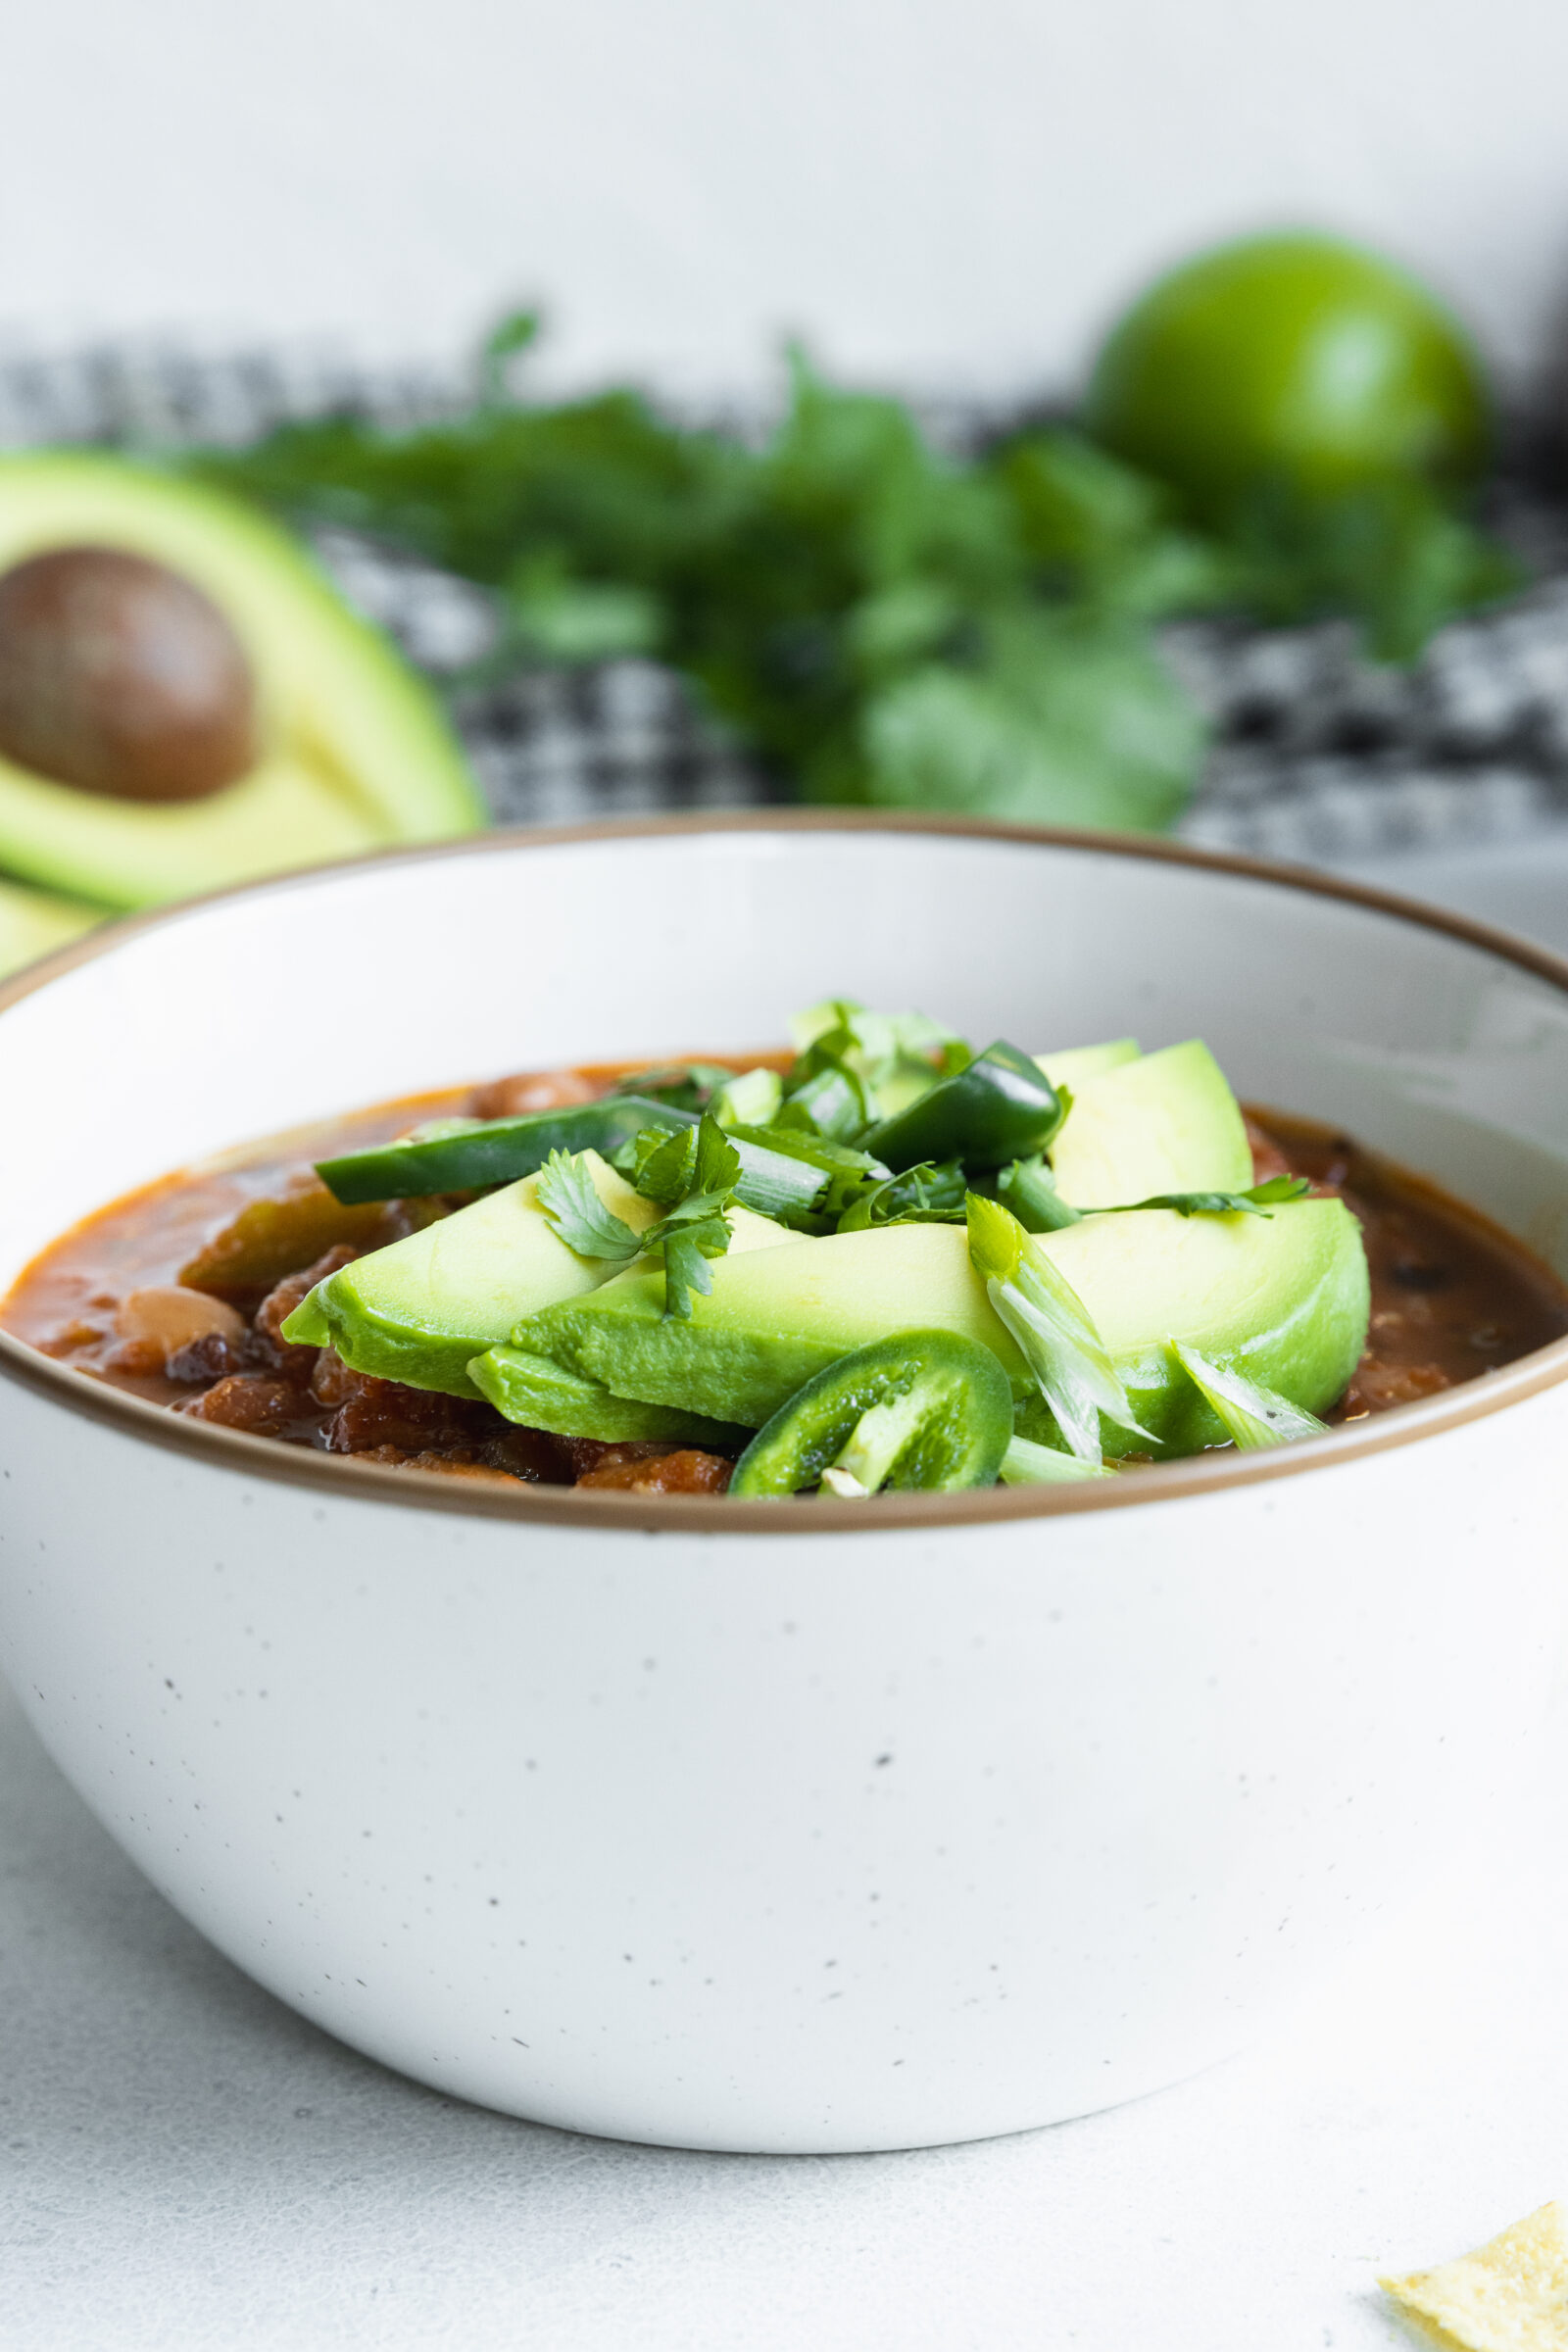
[187,312,1519,833]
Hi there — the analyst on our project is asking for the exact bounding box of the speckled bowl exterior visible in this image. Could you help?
[2,816,1567,2153]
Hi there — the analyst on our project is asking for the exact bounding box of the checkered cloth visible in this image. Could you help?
[5,337,1567,862]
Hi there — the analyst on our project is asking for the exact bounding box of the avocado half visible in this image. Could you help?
[0,453,483,943]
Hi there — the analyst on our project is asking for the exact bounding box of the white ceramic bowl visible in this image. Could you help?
[3,815,1568,2155]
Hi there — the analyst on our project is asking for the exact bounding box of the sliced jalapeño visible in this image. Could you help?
[729,1329,1013,1498]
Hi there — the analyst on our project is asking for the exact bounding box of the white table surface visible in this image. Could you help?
[7,830,1568,2352]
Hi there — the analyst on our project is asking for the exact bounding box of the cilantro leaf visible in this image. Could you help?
[788,998,966,1121]
[1219,476,1523,664]
[1105,1176,1311,1218]
[184,309,1523,844]
[648,1211,731,1320]
[617,1112,743,1316]
[862,608,1204,831]
[989,428,1230,621]
[534,1150,644,1260]
[836,1158,966,1232]
[624,1121,702,1205]
[478,308,543,406]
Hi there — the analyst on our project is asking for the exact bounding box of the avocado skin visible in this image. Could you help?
[514,1201,1370,1458]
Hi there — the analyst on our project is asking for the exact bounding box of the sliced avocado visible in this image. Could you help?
[467,1348,745,1446]
[1040,1198,1368,1452]
[466,1201,794,1438]
[515,1225,1028,1430]
[1048,1039,1251,1207]
[282,1152,662,1397]
[0,454,481,907]
[1033,1038,1140,1092]
[711,1204,807,1256]
[515,1198,1367,1456]
[0,870,102,977]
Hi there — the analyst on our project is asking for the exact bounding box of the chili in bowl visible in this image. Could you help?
[1,814,1565,2152]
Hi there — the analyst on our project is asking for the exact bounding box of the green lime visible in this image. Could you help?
[1085,232,1492,522]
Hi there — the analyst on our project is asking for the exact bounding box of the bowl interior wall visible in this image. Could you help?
[3,827,1568,1286]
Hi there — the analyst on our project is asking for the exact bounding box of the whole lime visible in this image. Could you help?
[1084,232,1492,522]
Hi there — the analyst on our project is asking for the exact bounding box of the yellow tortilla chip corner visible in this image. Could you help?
[1380,2201,1568,2350]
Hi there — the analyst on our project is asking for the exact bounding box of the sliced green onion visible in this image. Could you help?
[726,1123,888,1227]
[966,1194,1152,1463]
[996,1152,1083,1232]
[1172,1343,1329,1448]
[777,1058,872,1142]
[1000,1436,1116,1485]
[712,1066,784,1128]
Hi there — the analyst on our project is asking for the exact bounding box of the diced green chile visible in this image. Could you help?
[318,1096,696,1203]
[728,1329,1013,1497]
[862,1042,1065,1173]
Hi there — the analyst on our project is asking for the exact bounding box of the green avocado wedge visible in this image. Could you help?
[514,1223,1019,1431]
[467,1346,744,1447]
[1037,1198,1367,1453]
[1048,1039,1251,1207]
[1034,1037,1140,1092]
[0,454,481,908]
[281,1151,663,1397]
[513,1199,1368,1457]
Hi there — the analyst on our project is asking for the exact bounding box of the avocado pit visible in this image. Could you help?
[0,545,258,802]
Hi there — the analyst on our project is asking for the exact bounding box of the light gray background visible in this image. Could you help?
[6,0,1568,402]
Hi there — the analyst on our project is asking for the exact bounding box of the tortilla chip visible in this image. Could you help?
[1380,2202,1568,2350]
